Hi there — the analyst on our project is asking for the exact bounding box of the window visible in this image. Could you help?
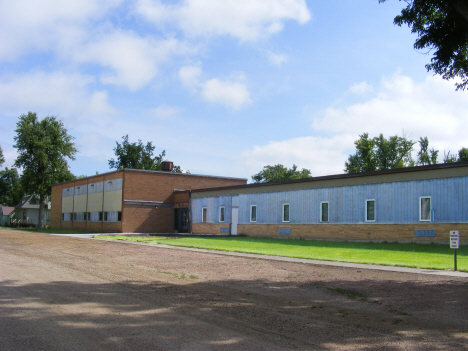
[282,203,290,222]
[420,196,431,221]
[250,205,257,222]
[320,202,329,223]
[365,200,375,222]
[104,212,108,222]
[99,212,103,221]
[86,212,91,221]
[61,213,64,221]
[73,213,77,221]
[118,211,122,222]
[202,207,207,223]
[82,212,87,221]
[219,207,225,222]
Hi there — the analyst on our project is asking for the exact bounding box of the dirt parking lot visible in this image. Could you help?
[0,230,467,350]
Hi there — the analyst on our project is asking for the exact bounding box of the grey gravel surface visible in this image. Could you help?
[1,229,467,350]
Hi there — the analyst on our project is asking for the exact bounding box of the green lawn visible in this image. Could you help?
[97,235,468,272]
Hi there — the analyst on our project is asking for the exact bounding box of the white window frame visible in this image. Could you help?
[320,201,329,223]
[282,203,290,223]
[365,199,376,222]
[202,207,207,223]
[250,205,257,222]
[219,206,225,222]
[419,196,431,222]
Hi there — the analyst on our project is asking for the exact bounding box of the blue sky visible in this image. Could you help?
[1,0,467,181]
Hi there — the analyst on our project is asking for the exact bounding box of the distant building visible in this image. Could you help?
[0,205,15,226]
[191,162,468,244]
[50,164,247,233]
[15,195,51,227]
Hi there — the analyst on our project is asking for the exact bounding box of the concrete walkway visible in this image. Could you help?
[89,236,468,278]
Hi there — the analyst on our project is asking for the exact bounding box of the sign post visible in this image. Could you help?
[450,231,459,271]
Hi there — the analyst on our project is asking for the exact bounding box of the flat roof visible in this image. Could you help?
[191,162,468,198]
[52,168,247,186]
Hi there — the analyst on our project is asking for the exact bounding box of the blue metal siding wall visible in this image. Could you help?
[192,176,468,225]
[192,196,232,224]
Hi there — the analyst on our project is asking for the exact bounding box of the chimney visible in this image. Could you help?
[161,160,174,172]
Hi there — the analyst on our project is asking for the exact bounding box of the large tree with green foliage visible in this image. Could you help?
[14,112,76,228]
[345,133,415,173]
[0,167,24,206]
[379,0,468,90]
[108,135,182,172]
[252,164,312,183]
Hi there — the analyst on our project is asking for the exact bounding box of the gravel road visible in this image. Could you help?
[0,230,467,350]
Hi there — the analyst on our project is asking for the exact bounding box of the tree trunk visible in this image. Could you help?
[38,194,45,229]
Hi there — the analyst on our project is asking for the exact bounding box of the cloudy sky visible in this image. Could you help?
[1,0,467,181]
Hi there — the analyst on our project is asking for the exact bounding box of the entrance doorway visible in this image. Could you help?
[174,208,188,233]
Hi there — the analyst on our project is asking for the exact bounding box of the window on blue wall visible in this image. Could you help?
[420,196,431,221]
[320,202,329,222]
[250,205,257,222]
[219,206,225,222]
[282,203,290,222]
[202,207,207,223]
[366,199,375,222]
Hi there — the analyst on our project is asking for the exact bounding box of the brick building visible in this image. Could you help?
[51,166,246,233]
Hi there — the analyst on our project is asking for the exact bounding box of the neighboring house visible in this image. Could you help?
[191,162,468,244]
[50,162,247,233]
[15,195,51,227]
[0,205,15,226]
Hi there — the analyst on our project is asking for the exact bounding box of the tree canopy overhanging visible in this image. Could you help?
[14,112,76,227]
[379,0,468,90]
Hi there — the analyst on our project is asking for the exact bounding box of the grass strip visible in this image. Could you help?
[97,235,467,272]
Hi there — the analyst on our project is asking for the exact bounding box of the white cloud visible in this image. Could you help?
[237,73,468,177]
[179,65,252,109]
[347,81,373,96]
[266,51,288,66]
[148,105,183,119]
[0,0,121,61]
[178,65,202,88]
[201,79,252,109]
[135,0,311,41]
[75,32,185,90]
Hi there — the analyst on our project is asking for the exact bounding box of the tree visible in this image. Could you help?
[14,112,76,228]
[458,147,468,161]
[345,133,415,173]
[108,135,183,172]
[0,167,24,206]
[443,150,458,163]
[379,0,468,90]
[417,136,439,165]
[0,145,4,166]
[252,164,312,183]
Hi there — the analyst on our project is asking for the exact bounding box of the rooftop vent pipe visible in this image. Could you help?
[161,160,174,172]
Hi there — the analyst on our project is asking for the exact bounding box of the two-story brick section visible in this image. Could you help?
[50,161,247,233]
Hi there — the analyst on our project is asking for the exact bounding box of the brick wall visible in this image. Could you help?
[192,223,230,235]
[121,171,246,233]
[193,223,468,244]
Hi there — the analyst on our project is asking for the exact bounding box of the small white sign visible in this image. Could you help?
[450,230,459,249]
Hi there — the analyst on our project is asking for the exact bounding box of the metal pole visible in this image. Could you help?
[454,249,457,271]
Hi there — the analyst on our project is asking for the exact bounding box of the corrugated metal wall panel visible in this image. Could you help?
[88,181,103,194]
[191,176,468,225]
